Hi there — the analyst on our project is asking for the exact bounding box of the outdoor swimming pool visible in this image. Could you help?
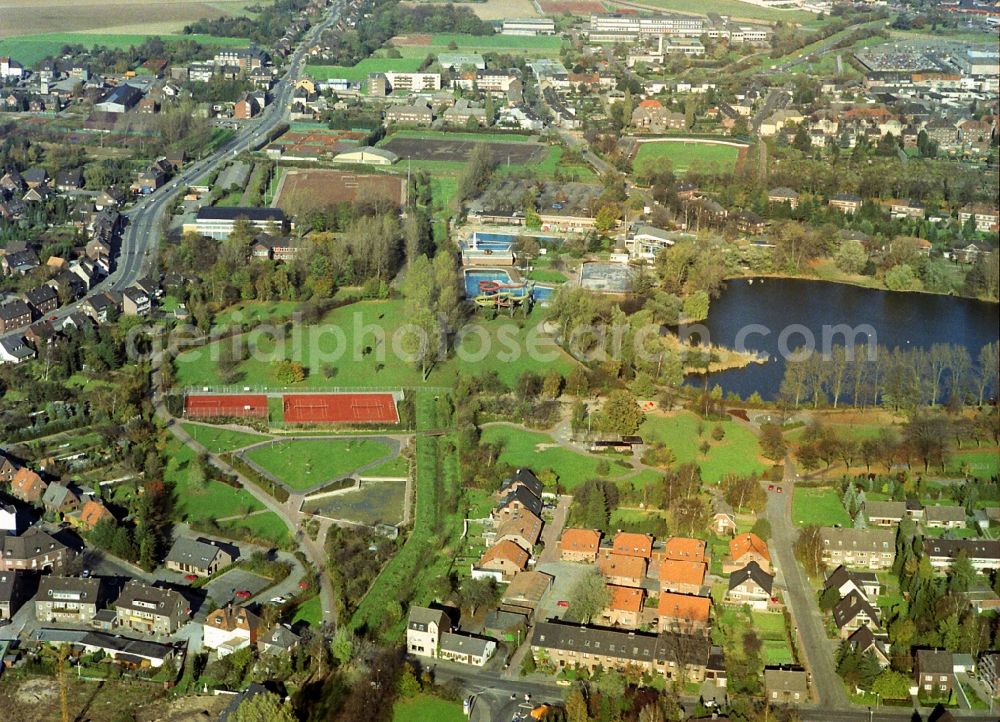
[463,269,555,303]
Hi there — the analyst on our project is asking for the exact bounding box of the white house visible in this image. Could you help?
[202,605,261,657]
[0,504,19,535]
[406,606,450,658]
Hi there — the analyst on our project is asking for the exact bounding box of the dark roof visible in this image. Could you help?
[728,560,773,594]
[22,168,48,184]
[832,590,880,630]
[24,285,57,306]
[0,528,70,560]
[830,193,863,203]
[0,300,31,321]
[38,575,101,603]
[164,537,231,568]
[499,468,543,499]
[917,649,953,674]
[532,620,709,667]
[0,571,21,602]
[498,486,543,517]
[196,206,286,222]
[114,580,185,615]
[923,538,1000,561]
[98,84,142,108]
[823,565,879,591]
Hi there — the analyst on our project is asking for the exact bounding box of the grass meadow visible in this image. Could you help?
[638,412,766,483]
[180,423,267,453]
[791,486,851,527]
[0,33,248,66]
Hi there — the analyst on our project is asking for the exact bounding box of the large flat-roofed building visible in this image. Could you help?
[588,13,704,41]
[185,207,287,240]
[502,18,555,36]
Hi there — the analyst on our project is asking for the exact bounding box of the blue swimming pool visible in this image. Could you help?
[463,269,555,303]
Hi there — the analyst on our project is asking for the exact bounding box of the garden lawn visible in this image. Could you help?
[244,439,393,489]
[164,440,266,523]
[174,300,582,390]
[306,57,423,81]
[180,423,268,453]
[393,694,465,722]
[481,425,630,488]
[291,595,322,626]
[791,486,850,527]
[762,639,794,665]
[752,611,786,639]
[638,412,765,483]
[633,141,741,174]
[219,512,290,547]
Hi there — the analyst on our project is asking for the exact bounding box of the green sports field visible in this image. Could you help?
[243,438,395,490]
[632,141,742,174]
[0,33,248,67]
[393,695,465,722]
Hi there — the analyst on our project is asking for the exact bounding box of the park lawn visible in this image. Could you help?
[244,439,393,489]
[633,141,741,175]
[638,412,766,483]
[947,448,1000,479]
[393,694,466,722]
[361,455,409,478]
[291,595,322,626]
[180,423,268,454]
[164,440,266,522]
[785,423,886,443]
[527,269,569,284]
[791,486,850,527]
[481,425,629,488]
[0,33,247,67]
[452,313,581,387]
[213,300,300,329]
[306,57,423,81]
[219,512,290,547]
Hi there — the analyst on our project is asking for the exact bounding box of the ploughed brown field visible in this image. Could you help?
[272,169,407,215]
[0,0,252,38]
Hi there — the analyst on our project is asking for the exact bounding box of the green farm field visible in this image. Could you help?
[173,300,581,389]
[624,0,814,23]
[305,57,423,81]
[388,32,563,58]
[0,32,248,67]
[633,141,742,174]
[638,412,766,483]
[791,486,851,527]
[243,438,394,489]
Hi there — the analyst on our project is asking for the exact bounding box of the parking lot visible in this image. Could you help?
[202,568,271,610]
[533,561,591,622]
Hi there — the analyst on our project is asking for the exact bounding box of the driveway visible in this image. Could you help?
[538,495,571,564]
[766,470,849,709]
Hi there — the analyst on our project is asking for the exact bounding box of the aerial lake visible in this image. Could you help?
[691,278,1000,400]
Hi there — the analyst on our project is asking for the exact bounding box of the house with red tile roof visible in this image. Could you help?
[559,528,602,563]
[10,468,46,504]
[658,559,707,596]
[477,540,529,580]
[725,532,771,574]
[658,592,711,635]
[599,584,645,628]
[597,552,647,587]
[612,532,653,559]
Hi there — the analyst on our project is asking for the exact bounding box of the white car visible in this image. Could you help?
[270,596,288,604]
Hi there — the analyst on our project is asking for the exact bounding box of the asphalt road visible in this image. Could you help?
[4,2,343,337]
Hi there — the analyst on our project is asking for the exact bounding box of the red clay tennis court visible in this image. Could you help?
[184,394,268,419]
[282,393,399,424]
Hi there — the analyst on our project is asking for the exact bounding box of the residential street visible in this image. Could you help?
[766,456,849,709]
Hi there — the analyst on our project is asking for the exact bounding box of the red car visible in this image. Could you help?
[298,580,309,590]
[184,574,198,582]
[234,590,251,600]
[556,600,569,608]
[767,484,774,491]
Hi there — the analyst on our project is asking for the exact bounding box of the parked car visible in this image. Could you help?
[184,574,198,582]
[556,600,569,608]
[270,596,288,604]
[235,590,251,600]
